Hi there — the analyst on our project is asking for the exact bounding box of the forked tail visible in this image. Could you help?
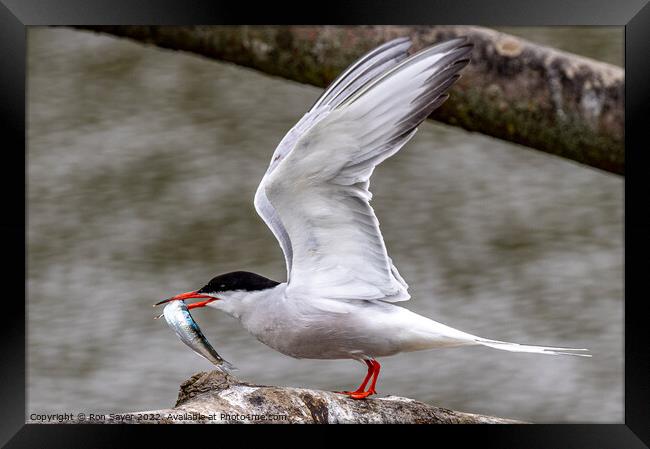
[475,338,591,357]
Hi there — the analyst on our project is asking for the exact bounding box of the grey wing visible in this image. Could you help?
[263,38,473,302]
[254,37,414,281]
[308,36,412,112]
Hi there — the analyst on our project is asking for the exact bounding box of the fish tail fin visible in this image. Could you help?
[216,360,237,373]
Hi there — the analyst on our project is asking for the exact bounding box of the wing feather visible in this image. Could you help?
[309,37,412,111]
[259,37,472,302]
[255,36,415,281]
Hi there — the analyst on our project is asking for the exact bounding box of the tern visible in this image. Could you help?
[156,36,590,399]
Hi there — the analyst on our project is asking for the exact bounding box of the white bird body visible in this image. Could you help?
[207,283,587,361]
[208,284,475,360]
[159,36,589,398]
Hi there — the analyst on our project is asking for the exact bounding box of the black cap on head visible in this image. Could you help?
[197,271,279,294]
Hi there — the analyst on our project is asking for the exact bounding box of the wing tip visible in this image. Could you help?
[387,36,413,47]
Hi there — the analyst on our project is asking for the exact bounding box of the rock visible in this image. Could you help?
[65,370,524,424]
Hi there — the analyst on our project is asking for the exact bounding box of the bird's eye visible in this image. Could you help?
[221,284,225,288]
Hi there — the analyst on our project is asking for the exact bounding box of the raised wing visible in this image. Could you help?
[308,37,412,112]
[254,37,413,281]
[258,38,472,302]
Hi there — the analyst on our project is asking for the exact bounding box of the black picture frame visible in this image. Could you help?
[3,0,648,447]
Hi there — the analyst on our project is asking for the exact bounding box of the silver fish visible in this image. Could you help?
[162,300,234,372]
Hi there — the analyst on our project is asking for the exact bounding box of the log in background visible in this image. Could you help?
[78,25,624,175]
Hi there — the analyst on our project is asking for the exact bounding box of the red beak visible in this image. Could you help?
[153,290,214,307]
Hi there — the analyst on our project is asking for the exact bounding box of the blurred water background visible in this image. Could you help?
[27,27,623,423]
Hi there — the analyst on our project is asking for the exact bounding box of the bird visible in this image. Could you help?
[155,36,590,399]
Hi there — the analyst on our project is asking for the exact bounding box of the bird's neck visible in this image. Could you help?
[207,284,284,320]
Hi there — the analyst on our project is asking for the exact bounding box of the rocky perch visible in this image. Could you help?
[74,371,524,424]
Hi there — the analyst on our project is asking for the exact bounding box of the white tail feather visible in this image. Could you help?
[476,338,591,357]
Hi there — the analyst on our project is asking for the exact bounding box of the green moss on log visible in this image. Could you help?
[75,25,624,175]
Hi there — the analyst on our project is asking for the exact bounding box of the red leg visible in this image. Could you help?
[337,359,381,399]
[336,360,374,394]
[366,360,381,395]
[187,299,216,310]
[349,360,381,399]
